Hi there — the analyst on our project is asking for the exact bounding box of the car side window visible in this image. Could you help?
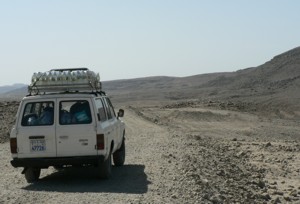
[95,98,107,122]
[59,100,92,125]
[106,98,116,117]
[21,101,54,126]
[102,98,112,120]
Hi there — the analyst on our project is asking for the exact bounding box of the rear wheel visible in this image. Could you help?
[113,138,125,166]
[24,167,41,183]
[99,151,112,179]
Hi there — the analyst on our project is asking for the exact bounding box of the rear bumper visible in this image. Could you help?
[11,156,105,168]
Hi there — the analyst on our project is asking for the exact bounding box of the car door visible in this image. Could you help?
[94,98,111,154]
[102,97,119,151]
[56,98,97,157]
[16,99,56,158]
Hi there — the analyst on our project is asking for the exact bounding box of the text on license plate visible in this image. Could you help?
[30,139,46,152]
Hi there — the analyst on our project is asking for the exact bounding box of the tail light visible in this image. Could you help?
[96,134,104,150]
[10,138,17,154]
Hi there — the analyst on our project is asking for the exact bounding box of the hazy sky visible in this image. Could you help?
[0,0,299,86]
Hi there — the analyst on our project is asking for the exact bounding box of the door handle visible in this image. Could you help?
[59,135,69,139]
[29,135,45,139]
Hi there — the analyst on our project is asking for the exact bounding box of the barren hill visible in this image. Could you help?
[103,73,231,102]
[2,47,300,117]
[104,46,300,117]
[201,46,300,117]
[0,83,26,94]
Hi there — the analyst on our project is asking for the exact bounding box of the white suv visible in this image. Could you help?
[10,68,125,183]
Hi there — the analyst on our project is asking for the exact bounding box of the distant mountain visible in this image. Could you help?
[0,84,26,94]
[102,73,231,101]
[1,86,27,99]
[103,46,300,116]
[203,47,300,95]
[195,46,300,116]
[205,46,300,89]
[3,73,230,100]
[2,46,300,117]
[0,84,27,97]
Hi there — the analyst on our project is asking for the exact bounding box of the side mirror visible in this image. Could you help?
[118,109,124,118]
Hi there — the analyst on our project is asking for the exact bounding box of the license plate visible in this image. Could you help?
[30,139,46,152]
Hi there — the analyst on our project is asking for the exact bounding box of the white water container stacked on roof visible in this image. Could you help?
[77,70,85,84]
[31,72,42,84]
[64,71,72,85]
[49,71,57,82]
[29,68,101,94]
[31,73,37,83]
[71,71,77,82]
[41,72,50,86]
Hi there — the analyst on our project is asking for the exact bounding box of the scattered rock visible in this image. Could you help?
[273,191,284,196]
[236,151,246,157]
[270,181,277,185]
[210,194,223,204]
[289,190,298,197]
[284,196,291,201]
[273,197,282,204]
[260,193,271,200]
[265,142,272,147]
[269,185,277,190]
[257,180,266,188]
[0,101,19,143]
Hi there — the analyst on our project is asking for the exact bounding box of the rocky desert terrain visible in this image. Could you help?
[0,47,300,203]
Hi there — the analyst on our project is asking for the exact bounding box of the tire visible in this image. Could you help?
[113,137,125,166]
[25,167,41,183]
[99,151,112,179]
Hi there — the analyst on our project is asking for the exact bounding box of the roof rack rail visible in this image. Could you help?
[28,68,102,95]
[26,90,107,97]
[50,67,89,72]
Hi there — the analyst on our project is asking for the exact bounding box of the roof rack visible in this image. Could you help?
[50,68,89,72]
[28,68,102,95]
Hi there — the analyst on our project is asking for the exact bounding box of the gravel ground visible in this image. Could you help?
[1,102,300,203]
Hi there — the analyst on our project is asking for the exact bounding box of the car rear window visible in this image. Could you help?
[59,100,92,125]
[21,101,54,126]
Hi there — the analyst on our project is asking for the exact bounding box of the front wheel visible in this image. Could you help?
[113,138,125,166]
[24,167,41,183]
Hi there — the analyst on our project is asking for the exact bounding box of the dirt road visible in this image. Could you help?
[1,105,300,203]
[0,108,195,203]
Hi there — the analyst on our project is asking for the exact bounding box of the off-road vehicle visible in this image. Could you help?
[10,68,125,183]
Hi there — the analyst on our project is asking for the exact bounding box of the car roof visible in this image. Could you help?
[22,92,106,101]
